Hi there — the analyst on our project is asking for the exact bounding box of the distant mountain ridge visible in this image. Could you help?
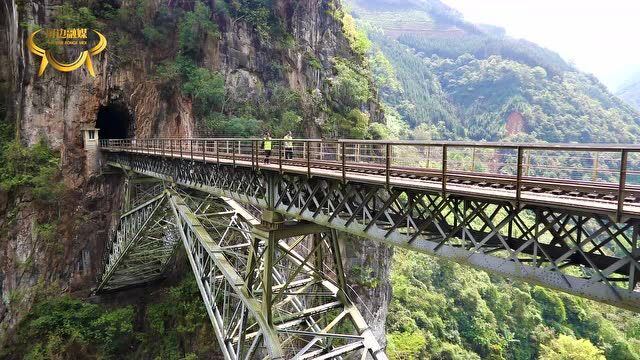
[350,0,481,38]
[347,0,640,143]
[617,72,640,110]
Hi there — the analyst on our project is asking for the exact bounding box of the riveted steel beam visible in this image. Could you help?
[167,189,285,360]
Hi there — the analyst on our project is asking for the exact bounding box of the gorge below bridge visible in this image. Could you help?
[95,137,640,360]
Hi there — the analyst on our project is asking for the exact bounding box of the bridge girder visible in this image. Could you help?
[104,153,640,312]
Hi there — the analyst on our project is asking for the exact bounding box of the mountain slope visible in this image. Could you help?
[349,1,640,359]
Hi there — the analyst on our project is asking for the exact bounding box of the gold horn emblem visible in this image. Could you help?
[27,29,107,77]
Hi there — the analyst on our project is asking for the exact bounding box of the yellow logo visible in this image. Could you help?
[27,28,107,77]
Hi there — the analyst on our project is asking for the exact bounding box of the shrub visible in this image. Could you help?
[205,115,262,137]
[386,331,427,360]
[155,55,225,118]
[178,1,219,58]
[142,25,163,44]
[306,53,323,70]
[53,4,98,29]
[2,296,134,359]
[272,111,302,137]
[533,287,567,325]
[331,59,371,110]
[341,13,370,56]
[344,109,370,139]
[350,265,379,288]
[228,0,286,42]
[540,335,605,360]
[136,276,215,358]
[182,67,225,116]
[0,139,64,203]
[368,122,391,140]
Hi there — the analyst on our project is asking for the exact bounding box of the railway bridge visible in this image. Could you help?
[95,137,640,359]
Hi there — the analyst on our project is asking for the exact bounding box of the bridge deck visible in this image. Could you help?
[100,139,640,219]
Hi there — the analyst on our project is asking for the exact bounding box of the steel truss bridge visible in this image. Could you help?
[97,138,640,359]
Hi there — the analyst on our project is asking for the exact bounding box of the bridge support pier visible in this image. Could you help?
[248,216,388,359]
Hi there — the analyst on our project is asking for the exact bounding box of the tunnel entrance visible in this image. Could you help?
[96,103,134,139]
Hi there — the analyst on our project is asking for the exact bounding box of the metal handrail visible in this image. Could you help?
[99,138,640,220]
[99,138,640,150]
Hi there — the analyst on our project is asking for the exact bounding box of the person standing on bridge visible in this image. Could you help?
[262,131,272,164]
[284,131,294,160]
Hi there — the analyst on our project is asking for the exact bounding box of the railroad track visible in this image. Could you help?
[99,138,640,214]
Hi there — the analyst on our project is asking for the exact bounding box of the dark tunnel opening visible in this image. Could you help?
[96,103,134,139]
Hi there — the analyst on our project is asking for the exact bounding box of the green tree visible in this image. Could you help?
[344,109,370,139]
[370,50,402,97]
[178,1,219,59]
[532,287,567,325]
[53,4,98,28]
[226,0,285,42]
[341,13,370,56]
[332,60,371,110]
[152,2,226,120]
[387,331,427,360]
[539,335,605,360]
[0,139,65,203]
[3,296,134,359]
[182,67,225,116]
[432,342,481,360]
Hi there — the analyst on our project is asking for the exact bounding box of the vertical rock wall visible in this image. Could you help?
[343,236,393,346]
[0,0,392,348]
[0,0,196,338]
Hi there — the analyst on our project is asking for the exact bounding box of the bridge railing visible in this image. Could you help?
[100,138,640,218]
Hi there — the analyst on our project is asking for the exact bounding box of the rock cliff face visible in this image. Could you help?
[0,0,390,347]
[343,235,393,343]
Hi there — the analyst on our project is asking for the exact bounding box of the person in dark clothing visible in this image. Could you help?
[284,131,294,160]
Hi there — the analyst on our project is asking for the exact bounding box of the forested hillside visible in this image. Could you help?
[349,0,640,143]
[387,250,640,360]
[347,0,640,359]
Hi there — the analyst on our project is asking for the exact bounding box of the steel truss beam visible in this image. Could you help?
[166,188,284,359]
[166,189,386,359]
[105,153,640,311]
